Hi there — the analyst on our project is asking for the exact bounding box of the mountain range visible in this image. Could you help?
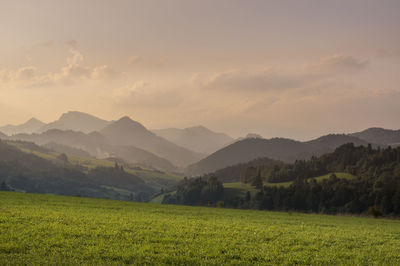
[1,111,400,176]
[185,134,374,176]
[0,118,45,135]
[152,126,233,154]
[100,117,204,168]
[37,111,111,134]
[351,127,400,146]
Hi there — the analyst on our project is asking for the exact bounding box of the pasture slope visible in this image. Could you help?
[1,192,400,264]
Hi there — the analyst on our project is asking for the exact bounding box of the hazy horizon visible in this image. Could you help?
[1,0,400,140]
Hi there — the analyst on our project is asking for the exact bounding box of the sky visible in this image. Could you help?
[0,0,399,140]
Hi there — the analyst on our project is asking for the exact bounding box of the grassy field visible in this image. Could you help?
[1,192,400,264]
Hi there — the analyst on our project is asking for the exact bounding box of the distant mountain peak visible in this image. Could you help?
[59,111,104,121]
[26,117,43,124]
[38,111,111,134]
[186,125,209,132]
[112,116,147,130]
[0,117,45,135]
[118,116,134,122]
[351,127,400,146]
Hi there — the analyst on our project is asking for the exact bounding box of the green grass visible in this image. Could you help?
[312,172,356,182]
[1,192,400,264]
[223,182,260,197]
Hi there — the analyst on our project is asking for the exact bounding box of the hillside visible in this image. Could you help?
[166,143,400,215]
[186,138,312,176]
[153,125,233,154]
[0,118,45,135]
[351,127,400,146]
[6,140,181,188]
[9,129,177,172]
[38,111,111,133]
[186,134,375,176]
[306,134,371,150]
[0,139,166,199]
[101,117,204,168]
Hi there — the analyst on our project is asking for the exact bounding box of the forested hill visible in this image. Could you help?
[165,143,400,216]
[185,134,372,176]
[0,139,155,200]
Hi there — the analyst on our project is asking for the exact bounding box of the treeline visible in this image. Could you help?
[162,176,224,206]
[204,157,283,183]
[0,140,154,200]
[243,144,400,215]
[167,144,400,216]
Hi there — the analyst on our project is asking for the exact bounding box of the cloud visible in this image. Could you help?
[15,66,38,80]
[200,69,308,92]
[304,53,368,73]
[0,44,122,87]
[91,65,121,79]
[112,81,182,108]
[0,66,38,83]
[194,53,367,93]
[128,56,141,64]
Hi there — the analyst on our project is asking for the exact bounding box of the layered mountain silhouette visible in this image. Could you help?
[0,118,45,135]
[153,125,233,154]
[2,111,399,176]
[0,140,154,198]
[351,127,400,146]
[38,111,111,133]
[185,134,375,176]
[9,129,177,172]
[101,117,204,168]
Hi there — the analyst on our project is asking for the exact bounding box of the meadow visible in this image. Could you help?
[1,191,400,264]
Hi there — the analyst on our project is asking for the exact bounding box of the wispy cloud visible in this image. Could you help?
[304,53,368,74]
[193,54,368,93]
[0,42,122,87]
[112,81,182,109]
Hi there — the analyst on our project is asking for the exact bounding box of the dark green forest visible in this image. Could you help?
[164,144,400,216]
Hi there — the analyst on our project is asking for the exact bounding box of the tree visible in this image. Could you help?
[368,206,383,218]
[245,191,251,202]
[252,171,263,189]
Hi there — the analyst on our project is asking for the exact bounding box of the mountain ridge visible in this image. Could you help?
[185,134,379,176]
[0,117,45,135]
[37,111,111,134]
[101,117,205,168]
[153,125,233,154]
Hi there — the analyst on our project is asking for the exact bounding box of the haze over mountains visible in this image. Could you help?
[37,111,111,134]
[351,128,400,146]
[1,111,399,176]
[100,117,204,168]
[0,118,45,135]
[152,126,233,154]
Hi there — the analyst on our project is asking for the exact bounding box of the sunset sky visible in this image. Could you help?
[1,0,399,140]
